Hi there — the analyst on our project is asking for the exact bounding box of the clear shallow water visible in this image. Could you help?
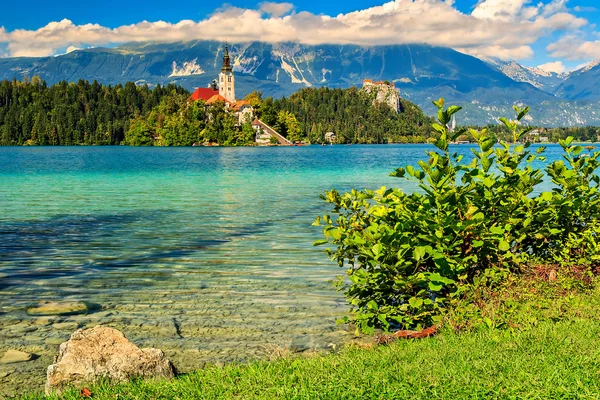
[0,144,565,395]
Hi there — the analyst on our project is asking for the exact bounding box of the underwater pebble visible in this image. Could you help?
[23,335,44,342]
[52,322,79,331]
[32,317,57,326]
[27,301,88,316]
[9,324,38,334]
[1,350,33,364]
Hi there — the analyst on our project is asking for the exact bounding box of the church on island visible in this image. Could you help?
[190,43,254,127]
[190,43,292,145]
[190,43,400,146]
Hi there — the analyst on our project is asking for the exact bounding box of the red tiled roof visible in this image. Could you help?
[190,87,220,101]
[206,94,231,105]
[232,100,251,111]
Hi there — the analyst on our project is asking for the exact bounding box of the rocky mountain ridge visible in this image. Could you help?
[482,58,568,92]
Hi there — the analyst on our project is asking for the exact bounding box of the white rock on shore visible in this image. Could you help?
[46,326,174,394]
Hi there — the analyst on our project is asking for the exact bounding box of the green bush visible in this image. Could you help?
[315,99,600,334]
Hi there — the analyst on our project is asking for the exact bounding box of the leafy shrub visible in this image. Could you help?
[315,99,600,334]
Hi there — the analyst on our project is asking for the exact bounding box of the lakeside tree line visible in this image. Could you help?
[2,78,599,146]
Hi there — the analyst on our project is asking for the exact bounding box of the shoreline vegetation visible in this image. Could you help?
[1,78,599,147]
[315,101,600,333]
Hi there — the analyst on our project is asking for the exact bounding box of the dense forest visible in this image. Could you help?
[1,78,599,146]
[0,77,188,146]
[269,87,432,144]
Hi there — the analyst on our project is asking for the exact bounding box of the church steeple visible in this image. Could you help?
[221,42,232,73]
[219,42,236,103]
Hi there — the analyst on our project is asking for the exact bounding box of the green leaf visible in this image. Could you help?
[413,246,428,261]
[408,297,423,308]
[447,105,462,117]
[390,167,406,178]
[372,243,383,257]
[431,123,446,134]
[514,106,530,121]
[540,192,552,202]
[313,239,328,246]
[564,136,574,146]
[499,240,510,252]
[481,137,496,152]
[499,117,514,130]
[472,240,484,248]
[490,226,504,235]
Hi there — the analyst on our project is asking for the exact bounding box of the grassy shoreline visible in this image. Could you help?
[20,277,600,400]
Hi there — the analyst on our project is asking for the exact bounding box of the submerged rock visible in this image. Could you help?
[1,350,33,364]
[52,322,80,331]
[46,326,174,394]
[27,301,88,316]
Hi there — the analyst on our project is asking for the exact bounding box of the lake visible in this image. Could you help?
[0,144,566,395]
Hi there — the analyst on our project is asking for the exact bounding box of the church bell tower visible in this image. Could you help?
[219,42,236,103]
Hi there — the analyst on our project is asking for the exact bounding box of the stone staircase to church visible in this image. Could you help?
[254,119,294,146]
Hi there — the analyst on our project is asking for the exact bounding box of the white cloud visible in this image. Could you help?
[464,44,534,60]
[0,0,589,61]
[537,60,567,73]
[547,35,600,60]
[472,0,534,21]
[259,2,294,17]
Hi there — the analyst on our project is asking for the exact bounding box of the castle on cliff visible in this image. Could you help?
[361,80,401,113]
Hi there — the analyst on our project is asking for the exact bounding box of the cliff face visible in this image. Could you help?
[361,81,400,113]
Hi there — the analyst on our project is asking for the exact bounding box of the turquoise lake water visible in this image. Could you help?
[0,144,567,395]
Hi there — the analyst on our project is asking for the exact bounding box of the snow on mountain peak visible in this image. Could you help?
[169,59,204,77]
[580,59,600,74]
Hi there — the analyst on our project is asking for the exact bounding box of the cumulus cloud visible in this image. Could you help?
[0,0,589,60]
[472,0,535,21]
[259,2,294,17]
[547,35,600,60]
[537,60,567,73]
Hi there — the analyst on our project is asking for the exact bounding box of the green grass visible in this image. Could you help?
[21,274,600,400]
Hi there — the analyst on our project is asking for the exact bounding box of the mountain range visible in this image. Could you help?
[1,40,600,126]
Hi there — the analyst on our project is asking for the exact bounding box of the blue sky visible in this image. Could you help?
[1,0,599,72]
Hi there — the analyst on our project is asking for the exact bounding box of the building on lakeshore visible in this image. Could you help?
[190,43,254,126]
[325,132,336,143]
